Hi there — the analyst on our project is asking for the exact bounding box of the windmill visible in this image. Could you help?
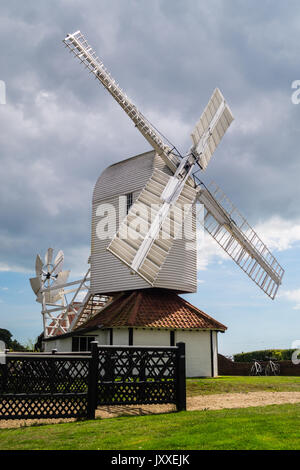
[61,30,284,312]
[29,248,69,304]
[29,248,100,337]
[33,30,284,339]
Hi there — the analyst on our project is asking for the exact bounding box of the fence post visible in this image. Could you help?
[87,341,99,419]
[0,363,8,394]
[175,342,186,411]
[50,350,58,394]
[138,350,146,402]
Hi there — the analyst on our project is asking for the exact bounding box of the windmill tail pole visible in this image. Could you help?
[63,31,179,172]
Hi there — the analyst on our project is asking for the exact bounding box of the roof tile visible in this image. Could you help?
[77,289,227,331]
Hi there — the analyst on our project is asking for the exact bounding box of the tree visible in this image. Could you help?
[0,328,12,347]
[23,338,35,352]
[0,328,27,351]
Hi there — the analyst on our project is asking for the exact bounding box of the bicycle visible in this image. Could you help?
[264,357,280,376]
[249,359,264,376]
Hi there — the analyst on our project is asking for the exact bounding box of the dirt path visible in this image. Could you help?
[95,391,300,418]
[187,391,300,411]
[1,391,300,429]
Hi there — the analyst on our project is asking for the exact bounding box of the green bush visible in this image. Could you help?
[233,349,296,362]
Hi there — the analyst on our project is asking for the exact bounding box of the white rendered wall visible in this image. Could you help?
[43,340,56,352]
[133,329,170,346]
[82,329,109,345]
[43,330,109,352]
[43,328,218,378]
[112,328,129,345]
[176,330,212,377]
[211,331,218,377]
[43,337,72,352]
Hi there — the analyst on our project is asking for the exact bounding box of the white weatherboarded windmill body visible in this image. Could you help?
[33,31,284,377]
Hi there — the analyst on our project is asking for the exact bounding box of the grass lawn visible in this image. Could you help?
[0,403,300,450]
[186,375,300,396]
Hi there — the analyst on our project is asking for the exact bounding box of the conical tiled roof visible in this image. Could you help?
[77,289,227,331]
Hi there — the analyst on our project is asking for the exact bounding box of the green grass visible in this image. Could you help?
[1,403,300,450]
[186,375,300,396]
[2,376,300,450]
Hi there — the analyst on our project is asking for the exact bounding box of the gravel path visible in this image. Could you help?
[1,391,300,429]
[187,391,300,411]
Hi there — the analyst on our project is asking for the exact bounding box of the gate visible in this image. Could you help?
[0,342,186,420]
[90,342,186,413]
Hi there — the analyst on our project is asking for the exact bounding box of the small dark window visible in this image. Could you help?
[72,336,79,352]
[72,336,95,352]
[170,331,175,346]
[126,193,133,214]
[128,328,133,346]
[79,337,87,351]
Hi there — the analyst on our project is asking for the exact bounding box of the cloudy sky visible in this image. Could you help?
[0,0,300,355]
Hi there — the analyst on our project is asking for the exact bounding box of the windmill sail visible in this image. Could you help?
[30,249,69,304]
[63,30,284,300]
[191,88,234,171]
[52,250,64,276]
[35,254,43,276]
[106,90,234,283]
[63,31,180,173]
[44,247,53,267]
[108,168,197,285]
[197,181,284,299]
[63,31,234,285]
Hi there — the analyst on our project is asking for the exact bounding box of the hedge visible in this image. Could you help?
[233,349,296,362]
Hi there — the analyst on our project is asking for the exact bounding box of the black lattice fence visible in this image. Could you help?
[0,353,91,420]
[94,343,186,409]
[0,342,186,420]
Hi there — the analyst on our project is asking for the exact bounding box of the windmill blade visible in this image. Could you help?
[37,271,70,304]
[63,31,180,174]
[45,248,53,267]
[29,276,42,296]
[31,275,62,304]
[51,250,64,276]
[108,168,197,285]
[46,270,70,304]
[191,88,234,171]
[35,254,43,276]
[197,181,284,299]
[52,270,70,290]
[37,290,63,305]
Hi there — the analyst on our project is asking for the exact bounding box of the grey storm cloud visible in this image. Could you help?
[0,0,300,274]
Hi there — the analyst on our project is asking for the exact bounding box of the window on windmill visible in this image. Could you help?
[72,336,95,352]
[126,192,133,214]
